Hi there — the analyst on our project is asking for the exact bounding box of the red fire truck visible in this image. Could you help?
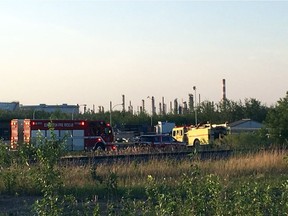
[10,119,116,151]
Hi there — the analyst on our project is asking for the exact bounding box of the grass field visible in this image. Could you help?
[0,147,287,215]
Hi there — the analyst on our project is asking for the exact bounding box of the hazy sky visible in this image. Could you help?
[1,0,287,112]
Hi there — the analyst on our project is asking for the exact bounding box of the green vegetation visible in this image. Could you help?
[0,130,287,215]
[266,92,288,145]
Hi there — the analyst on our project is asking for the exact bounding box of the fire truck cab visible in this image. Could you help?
[171,126,189,143]
[11,119,115,151]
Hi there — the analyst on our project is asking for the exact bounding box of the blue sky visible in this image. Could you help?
[0,1,287,112]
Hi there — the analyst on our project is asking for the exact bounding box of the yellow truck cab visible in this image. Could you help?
[172,126,189,143]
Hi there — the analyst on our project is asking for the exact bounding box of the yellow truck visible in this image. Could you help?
[172,123,228,147]
[172,126,189,143]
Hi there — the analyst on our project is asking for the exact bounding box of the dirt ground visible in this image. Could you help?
[0,195,112,215]
[0,195,37,215]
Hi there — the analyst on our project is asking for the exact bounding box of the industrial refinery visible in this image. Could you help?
[0,79,228,116]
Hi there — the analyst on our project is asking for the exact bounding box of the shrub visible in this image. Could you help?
[219,131,270,150]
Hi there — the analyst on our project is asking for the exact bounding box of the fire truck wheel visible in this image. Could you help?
[194,139,200,150]
[94,143,105,151]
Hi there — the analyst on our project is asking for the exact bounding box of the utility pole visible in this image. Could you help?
[193,86,198,125]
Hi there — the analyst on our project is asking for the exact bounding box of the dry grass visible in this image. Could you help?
[201,149,287,178]
[61,150,287,189]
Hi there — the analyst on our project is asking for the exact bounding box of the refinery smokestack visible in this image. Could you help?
[151,96,156,115]
[142,99,145,112]
[162,97,165,115]
[222,79,226,101]
[122,95,125,112]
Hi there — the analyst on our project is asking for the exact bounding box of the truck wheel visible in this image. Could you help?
[183,134,188,144]
[194,139,200,151]
[94,143,105,151]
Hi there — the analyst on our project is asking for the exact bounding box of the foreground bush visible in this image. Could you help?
[126,168,288,216]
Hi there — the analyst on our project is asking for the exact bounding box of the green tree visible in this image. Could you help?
[265,91,288,145]
[198,100,218,123]
[243,98,268,122]
[217,99,244,123]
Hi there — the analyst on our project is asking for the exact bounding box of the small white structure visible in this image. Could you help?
[155,121,175,134]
